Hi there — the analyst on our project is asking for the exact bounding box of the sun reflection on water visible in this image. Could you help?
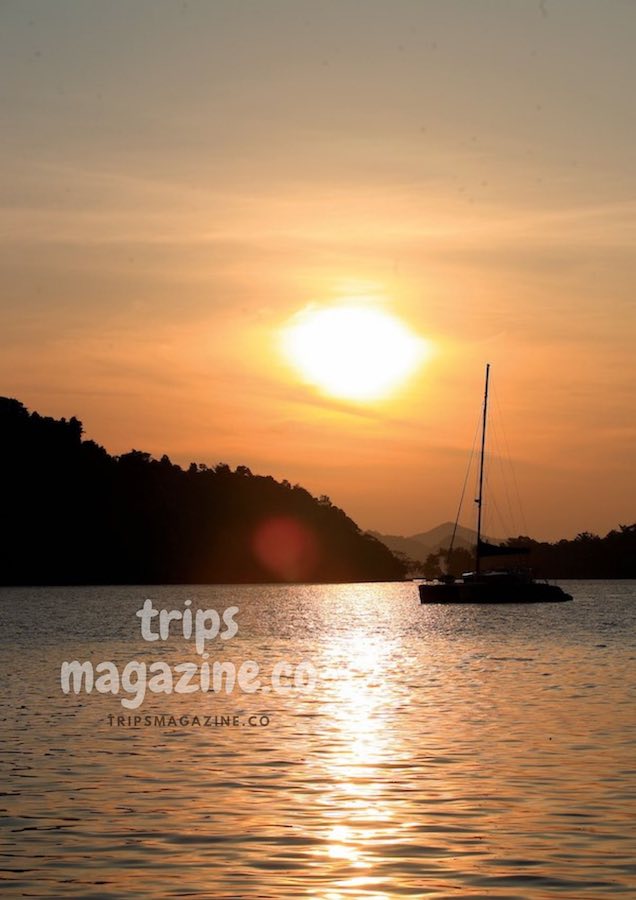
[307,629,414,897]
[4,583,635,898]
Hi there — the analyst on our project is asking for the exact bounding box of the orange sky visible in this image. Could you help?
[1,1,634,540]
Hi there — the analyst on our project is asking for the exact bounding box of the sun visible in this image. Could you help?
[281,304,428,401]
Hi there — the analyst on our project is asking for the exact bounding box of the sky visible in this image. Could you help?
[1,0,634,540]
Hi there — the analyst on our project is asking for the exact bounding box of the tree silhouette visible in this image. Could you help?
[0,397,406,586]
[1,396,633,585]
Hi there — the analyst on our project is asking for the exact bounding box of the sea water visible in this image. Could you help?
[1,581,634,898]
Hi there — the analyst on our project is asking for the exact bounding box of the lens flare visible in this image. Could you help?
[252,516,319,582]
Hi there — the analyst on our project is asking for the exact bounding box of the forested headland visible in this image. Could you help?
[402,528,636,580]
[0,397,404,585]
[2,397,632,585]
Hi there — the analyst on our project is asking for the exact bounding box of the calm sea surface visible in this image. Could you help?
[1,581,635,899]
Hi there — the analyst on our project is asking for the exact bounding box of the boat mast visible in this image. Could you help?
[475,363,490,575]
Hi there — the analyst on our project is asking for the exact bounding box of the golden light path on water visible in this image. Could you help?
[312,632,399,896]
[1,582,635,898]
[303,618,480,900]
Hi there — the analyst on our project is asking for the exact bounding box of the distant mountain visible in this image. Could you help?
[369,522,502,563]
[365,532,435,563]
[370,521,636,578]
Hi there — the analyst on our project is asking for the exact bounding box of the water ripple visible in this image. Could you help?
[0,581,634,898]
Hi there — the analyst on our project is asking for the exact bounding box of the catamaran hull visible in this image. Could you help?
[418,582,572,604]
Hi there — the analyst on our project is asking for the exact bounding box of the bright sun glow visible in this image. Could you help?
[281,305,428,401]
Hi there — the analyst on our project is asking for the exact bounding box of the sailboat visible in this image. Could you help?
[418,365,573,603]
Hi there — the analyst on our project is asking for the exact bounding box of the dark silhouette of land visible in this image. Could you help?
[369,522,503,563]
[0,397,404,585]
[1,396,633,585]
[476,529,636,579]
[379,526,636,580]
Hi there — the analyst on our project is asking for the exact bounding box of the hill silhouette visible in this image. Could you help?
[374,524,636,579]
[0,397,405,585]
[369,522,503,563]
[487,530,636,579]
